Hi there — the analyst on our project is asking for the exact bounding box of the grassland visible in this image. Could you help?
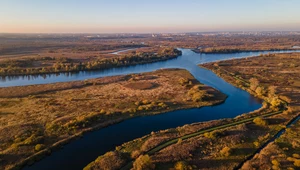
[202,53,300,170]
[0,68,226,170]
[84,53,300,170]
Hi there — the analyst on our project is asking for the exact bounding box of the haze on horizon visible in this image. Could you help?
[0,0,300,34]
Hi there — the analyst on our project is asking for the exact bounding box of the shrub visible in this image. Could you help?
[142,100,150,105]
[270,97,282,109]
[253,117,268,126]
[294,159,300,167]
[253,141,260,147]
[174,161,190,170]
[204,132,217,139]
[88,151,126,170]
[271,160,280,166]
[158,102,167,108]
[220,146,231,157]
[132,155,155,170]
[35,144,45,152]
[179,78,189,86]
[293,154,300,159]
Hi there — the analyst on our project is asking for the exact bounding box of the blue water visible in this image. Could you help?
[15,49,298,170]
[1,49,299,88]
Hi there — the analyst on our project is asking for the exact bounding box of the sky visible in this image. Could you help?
[0,0,300,33]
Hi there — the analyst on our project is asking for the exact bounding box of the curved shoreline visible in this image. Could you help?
[13,98,227,170]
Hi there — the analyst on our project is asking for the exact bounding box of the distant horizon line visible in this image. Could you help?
[1,30,300,35]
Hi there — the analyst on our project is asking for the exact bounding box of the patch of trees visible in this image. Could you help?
[249,78,283,109]
[200,48,245,54]
[132,155,155,170]
[188,85,212,102]
[83,151,126,170]
[253,117,268,126]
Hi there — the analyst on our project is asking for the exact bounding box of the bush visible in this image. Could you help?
[271,159,280,166]
[35,144,45,152]
[142,100,150,105]
[220,146,231,157]
[132,155,155,170]
[253,141,260,147]
[174,161,191,170]
[204,132,217,139]
[253,117,268,126]
[293,154,300,159]
[86,151,126,170]
[294,159,300,167]
[270,97,283,109]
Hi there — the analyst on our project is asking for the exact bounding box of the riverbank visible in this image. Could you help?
[192,48,298,54]
[0,68,226,170]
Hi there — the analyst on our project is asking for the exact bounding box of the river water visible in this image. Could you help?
[5,49,297,170]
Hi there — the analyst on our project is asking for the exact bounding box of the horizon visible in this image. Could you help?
[1,31,300,35]
[1,0,300,33]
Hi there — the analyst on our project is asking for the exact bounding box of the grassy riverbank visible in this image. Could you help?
[0,68,226,170]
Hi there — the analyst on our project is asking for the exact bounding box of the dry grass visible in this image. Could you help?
[201,52,300,169]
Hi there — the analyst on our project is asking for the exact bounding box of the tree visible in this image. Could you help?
[249,78,259,91]
[35,144,45,151]
[132,155,155,170]
[270,97,282,109]
[253,117,268,126]
[174,161,190,170]
[268,86,277,97]
[220,146,231,157]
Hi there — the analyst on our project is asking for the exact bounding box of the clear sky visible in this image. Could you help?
[0,0,299,33]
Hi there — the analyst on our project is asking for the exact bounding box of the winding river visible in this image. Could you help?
[2,49,299,170]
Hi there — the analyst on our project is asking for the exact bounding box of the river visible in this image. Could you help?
[2,49,297,170]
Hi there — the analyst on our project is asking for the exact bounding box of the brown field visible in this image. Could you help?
[0,69,226,170]
[202,53,300,170]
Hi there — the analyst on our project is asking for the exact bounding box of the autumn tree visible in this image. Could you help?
[174,161,191,170]
[132,155,155,170]
[253,117,268,126]
[268,86,277,98]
